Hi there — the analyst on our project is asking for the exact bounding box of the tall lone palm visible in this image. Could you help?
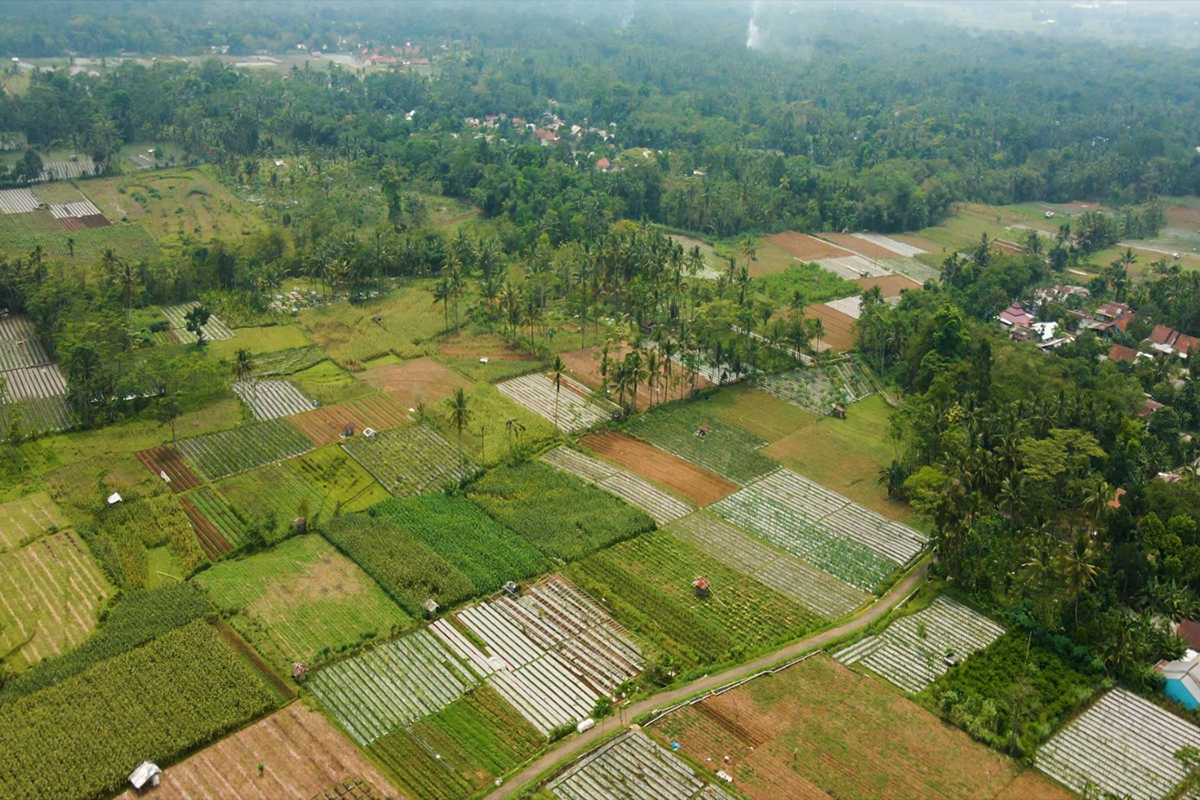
[232,348,256,413]
[448,388,471,468]
[551,355,566,430]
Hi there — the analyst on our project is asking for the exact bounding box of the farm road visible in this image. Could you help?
[488,557,931,798]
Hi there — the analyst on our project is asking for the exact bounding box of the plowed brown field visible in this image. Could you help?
[580,430,737,505]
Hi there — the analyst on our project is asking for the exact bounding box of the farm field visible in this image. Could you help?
[83,166,267,242]
[196,535,413,674]
[371,494,549,595]
[566,529,820,667]
[711,469,920,590]
[665,231,725,278]
[581,430,738,505]
[428,382,558,467]
[289,359,377,406]
[358,356,471,409]
[247,344,326,376]
[176,418,315,481]
[309,627,477,745]
[443,577,644,736]
[701,383,817,441]
[549,729,734,799]
[0,212,159,264]
[0,620,278,800]
[288,392,411,446]
[766,393,912,520]
[468,460,655,561]
[765,231,853,262]
[753,261,862,306]
[118,703,399,800]
[299,284,447,371]
[649,654,1062,800]
[668,512,868,619]
[1036,689,1200,800]
[541,446,693,524]
[0,312,50,369]
[802,303,857,351]
[0,394,74,435]
[0,530,113,671]
[834,596,1004,693]
[341,424,473,496]
[0,491,67,551]
[207,324,313,359]
[625,399,777,484]
[90,491,209,584]
[136,445,203,492]
[496,372,615,433]
[368,686,542,800]
[436,329,540,382]
[163,300,235,343]
[291,445,391,511]
[181,485,245,551]
[754,361,876,413]
[558,342,703,411]
[320,513,476,613]
[233,378,314,419]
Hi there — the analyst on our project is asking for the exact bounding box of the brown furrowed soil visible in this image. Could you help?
[581,430,738,505]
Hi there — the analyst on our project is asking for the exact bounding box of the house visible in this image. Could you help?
[1149,324,1198,358]
[595,157,611,171]
[408,57,430,66]
[1107,344,1139,363]
[1179,620,1200,651]
[1096,301,1133,322]
[1139,398,1165,418]
[998,301,1035,327]
[128,762,162,793]
[533,128,559,145]
[1081,301,1135,338]
[1157,654,1200,709]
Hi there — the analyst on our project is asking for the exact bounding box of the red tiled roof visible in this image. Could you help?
[1114,315,1133,333]
[595,157,610,170]
[1176,334,1199,356]
[999,301,1034,326]
[1150,324,1177,345]
[1139,398,1165,417]
[1180,620,1200,651]
[1107,344,1138,363]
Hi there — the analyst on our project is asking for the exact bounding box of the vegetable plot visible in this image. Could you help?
[233,378,314,420]
[177,418,315,480]
[0,620,277,800]
[495,372,614,433]
[162,300,235,342]
[626,401,777,484]
[341,425,474,496]
[541,446,693,525]
[0,491,67,552]
[834,596,1003,693]
[1036,689,1200,800]
[549,730,735,800]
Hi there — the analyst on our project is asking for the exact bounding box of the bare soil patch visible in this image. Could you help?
[821,232,903,260]
[288,393,410,447]
[856,274,923,298]
[1167,204,1200,231]
[803,305,857,352]
[136,445,202,492]
[649,655,1031,800]
[581,430,738,505]
[766,232,851,261]
[120,704,391,799]
[179,497,232,559]
[358,357,471,410]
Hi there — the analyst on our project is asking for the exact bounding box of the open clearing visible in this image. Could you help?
[549,729,734,799]
[196,535,412,674]
[207,324,313,359]
[668,512,867,619]
[649,654,1062,800]
[764,393,913,521]
[1036,688,1200,800]
[358,356,471,410]
[0,492,68,552]
[118,703,398,800]
[541,446,694,524]
[0,530,113,670]
[298,285,447,371]
[834,596,1004,692]
[857,274,924,297]
[581,431,738,506]
[287,392,411,446]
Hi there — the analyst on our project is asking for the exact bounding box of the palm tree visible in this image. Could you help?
[1056,532,1100,627]
[551,355,566,430]
[232,348,256,411]
[810,317,826,351]
[447,388,471,469]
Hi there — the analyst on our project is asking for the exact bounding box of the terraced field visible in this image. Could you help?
[0,393,74,434]
[341,425,473,496]
[834,596,1004,692]
[668,512,867,619]
[0,531,113,670]
[163,301,235,343]
[541,447,693,524]
[711,469,927,590]
[196,535,413,674]
[550,730,734,800]
[495,373,614,433]
[233,379,314,420]
[0,492,68,552]
[288,392,411,446]
[177,419,315,481]
[1036,689,1200,800]
[309,628,477,745]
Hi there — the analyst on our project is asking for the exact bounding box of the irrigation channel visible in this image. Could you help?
[486,556,931,799]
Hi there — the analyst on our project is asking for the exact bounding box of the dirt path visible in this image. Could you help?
[488,558,931,798]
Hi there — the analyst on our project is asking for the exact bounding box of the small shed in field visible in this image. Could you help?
[128,761,161,793]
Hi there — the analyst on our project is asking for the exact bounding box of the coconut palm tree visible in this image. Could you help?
[231,348,256,411]
[447,388,471,469]
[551,355,566,430]
[1056,532,1100,628]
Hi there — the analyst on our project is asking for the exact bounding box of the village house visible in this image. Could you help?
[998,301,1035,328]
[1148,324,1198,358]
[1106,344,1139,363]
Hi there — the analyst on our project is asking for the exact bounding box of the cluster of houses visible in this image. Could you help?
[463,112,615,151]
[356,45,428,67]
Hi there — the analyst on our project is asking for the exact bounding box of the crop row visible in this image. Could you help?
[668,512,867,618]
[0,620,277,800]
[177,418,315,481]
[341,425,473,496]
[0,395,74,434]
[626,402,775,485]
[550,730,734,800]
[495,372,613,433]
[540,447,692,525]
[162,300,235,342]
[233,378,314,420]
[0,364,66,399]
[0,491,66,552]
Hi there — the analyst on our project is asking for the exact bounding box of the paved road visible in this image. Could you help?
[488,558,931,798]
